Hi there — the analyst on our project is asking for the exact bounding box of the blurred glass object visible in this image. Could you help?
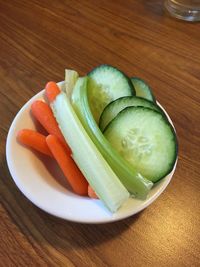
[165,0,200,21]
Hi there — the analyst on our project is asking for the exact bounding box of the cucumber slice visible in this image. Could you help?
[88,65,135,123]
[104,107,177,182]
[72,77,153,199]
[99,96,163,131]
[131,77,156,102]
[51,92,130,212]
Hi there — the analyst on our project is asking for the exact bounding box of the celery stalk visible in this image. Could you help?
[63,69,79,98]
[51,92,130,212]
[72,77,153,198]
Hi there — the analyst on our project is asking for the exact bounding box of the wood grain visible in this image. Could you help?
[0,0,200,266]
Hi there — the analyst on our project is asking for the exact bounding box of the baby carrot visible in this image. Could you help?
[45,81,60,103]
[17,129,53,157]
[46,134,88,196]
[31,100,63,141]
[31,100,71,155]
[88,185,99,199]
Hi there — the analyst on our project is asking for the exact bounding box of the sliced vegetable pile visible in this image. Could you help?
[17,64,178,213]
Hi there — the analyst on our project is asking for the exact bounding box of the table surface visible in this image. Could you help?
[1,0,200,266]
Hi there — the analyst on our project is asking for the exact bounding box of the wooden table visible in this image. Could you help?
[1,1,200,266]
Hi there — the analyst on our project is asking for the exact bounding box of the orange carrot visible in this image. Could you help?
[31,100,71,156]
[17,129,53,157]
[45,81,60,103]
[88,185,99,199]
[31,100,63,141]
[46,134,88,196]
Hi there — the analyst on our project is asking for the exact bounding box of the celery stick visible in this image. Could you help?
[51,92,129,212]
[72,77,153,198]
[64,69,79,98]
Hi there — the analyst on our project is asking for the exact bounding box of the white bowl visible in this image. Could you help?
[6,82,177,224]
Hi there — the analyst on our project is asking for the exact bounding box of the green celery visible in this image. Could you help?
[63,69,79,98]
[51,92,130,212]
[72,77,153,199]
